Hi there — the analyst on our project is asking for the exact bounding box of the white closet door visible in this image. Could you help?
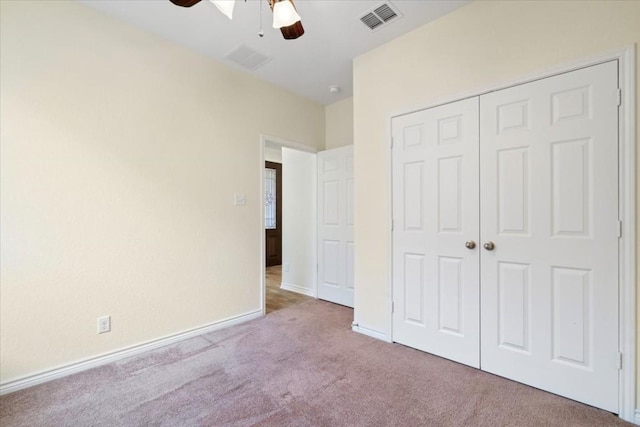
[480,61,619,411]
[317,146,354,307]
[392,97,480,368]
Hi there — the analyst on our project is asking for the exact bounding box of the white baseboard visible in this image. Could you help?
[280,282,315,297]
[0,309,263,396]
[633,409,640,425]
[351,323,391,343]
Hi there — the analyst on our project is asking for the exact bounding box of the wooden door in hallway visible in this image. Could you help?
[265,161,282,267]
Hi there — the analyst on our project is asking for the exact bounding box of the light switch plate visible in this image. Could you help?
[234,193,246,206]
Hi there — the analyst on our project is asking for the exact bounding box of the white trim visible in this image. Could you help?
[260,139,266,316]
[280,281,316,297]
[386,104,395,346]
[617,45,636,424]
[387,45,636,422]
[352,324,391,342]
[633,409,640,425]
[0,309,263,396]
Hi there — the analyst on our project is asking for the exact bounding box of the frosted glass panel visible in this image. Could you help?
[265,168,277,229]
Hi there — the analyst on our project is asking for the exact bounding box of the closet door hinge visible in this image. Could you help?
[618,220,623,238]
[617,352,623,370]
[391,137,395,149]
[617,88,622,107]
[391,219,395,232]
[392,301,395,314]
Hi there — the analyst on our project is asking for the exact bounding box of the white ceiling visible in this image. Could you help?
[77,0,469,105]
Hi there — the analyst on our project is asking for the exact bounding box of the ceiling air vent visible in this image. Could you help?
[224,45,271,71]
[359,2,402,31]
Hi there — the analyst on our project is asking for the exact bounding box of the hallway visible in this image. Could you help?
[265,265,312,313]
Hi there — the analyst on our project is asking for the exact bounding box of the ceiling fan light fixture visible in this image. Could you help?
[209,0,235,20]
[272,0,301,29]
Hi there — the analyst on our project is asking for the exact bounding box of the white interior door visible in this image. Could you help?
[392,97,480,368]
[391,61,620,412]
[317,146,354,307]
[479,61,619,411]
[281,148,317,295]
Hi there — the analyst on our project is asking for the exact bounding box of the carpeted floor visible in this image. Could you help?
[0,300,630,426]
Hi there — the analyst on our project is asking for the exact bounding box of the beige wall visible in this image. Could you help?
[325,97,354,150]
[353,0,640,395]
[0,0,324,383]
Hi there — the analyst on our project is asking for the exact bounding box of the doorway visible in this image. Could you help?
[261,136,317,314]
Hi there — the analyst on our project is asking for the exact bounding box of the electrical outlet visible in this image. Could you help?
[97,315,111,334]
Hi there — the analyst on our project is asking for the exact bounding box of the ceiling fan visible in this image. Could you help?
[169,0,305,40]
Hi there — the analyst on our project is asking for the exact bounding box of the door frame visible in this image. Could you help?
[259,134,318,315]
[387,45,636,422]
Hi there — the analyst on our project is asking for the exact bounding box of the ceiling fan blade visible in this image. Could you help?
[169,0,202,7]
[280,21,304,40]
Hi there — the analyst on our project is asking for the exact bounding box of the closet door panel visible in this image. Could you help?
[479,61,619,412]
[392,97,480,368]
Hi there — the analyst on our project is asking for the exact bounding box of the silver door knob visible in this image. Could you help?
[483,241,495,251]
[465,241,476,249]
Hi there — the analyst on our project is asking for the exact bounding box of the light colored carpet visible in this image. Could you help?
[0,300,630,426]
